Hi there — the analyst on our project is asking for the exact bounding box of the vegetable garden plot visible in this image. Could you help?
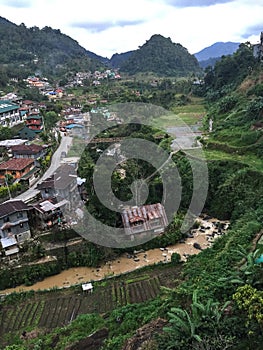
[0,263,182,339]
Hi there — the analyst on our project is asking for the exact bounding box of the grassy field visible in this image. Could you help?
[204,149,263,172]
[152,97,206,129]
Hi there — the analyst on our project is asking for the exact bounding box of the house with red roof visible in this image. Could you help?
[0,158,39,186]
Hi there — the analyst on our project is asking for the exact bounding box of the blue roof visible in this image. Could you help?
[65,123,84,129]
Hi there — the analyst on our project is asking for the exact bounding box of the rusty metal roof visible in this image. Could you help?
[122,203,165,226]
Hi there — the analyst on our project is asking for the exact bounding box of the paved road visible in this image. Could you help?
[15,133,72,203]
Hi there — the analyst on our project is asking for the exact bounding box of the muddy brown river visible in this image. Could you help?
[1,218,229,294]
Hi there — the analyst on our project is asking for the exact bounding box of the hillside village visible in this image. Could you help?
[0,20,262,350]
[0,32,263,269]
[0,61,146,267]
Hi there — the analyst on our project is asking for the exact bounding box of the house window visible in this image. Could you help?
[45,188,49,194]
[3,216,9,223]
[17,212,23,218]
[20,223,24,228]
[133,220,144,227]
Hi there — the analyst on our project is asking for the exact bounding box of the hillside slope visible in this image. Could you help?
[0,16,103,77]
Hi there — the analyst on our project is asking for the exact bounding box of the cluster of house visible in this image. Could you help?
[0,97,44,138]
[0,163,86,258]
[65,69,121,88]
[0,200,169,259]
[90,107,122,123]
[25,76,49,89]
[6,69,120,104]
[58,112,90,133]
[25,76,64,101]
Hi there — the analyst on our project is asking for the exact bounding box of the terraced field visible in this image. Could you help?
[0,264,180,342]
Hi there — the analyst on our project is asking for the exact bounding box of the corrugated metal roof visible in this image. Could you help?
[37,164,77,190]
[0,139,27,147]
[122,203,165,227]
[11,144,44,155]
[0,100,19,114]
[26,115,42,120]
[0,199,31,218]
[39,200,57,212]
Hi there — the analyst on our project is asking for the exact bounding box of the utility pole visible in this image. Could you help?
[4,173,12,200]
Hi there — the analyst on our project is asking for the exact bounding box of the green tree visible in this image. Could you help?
[42,110,60,131]
[0,125,13,140]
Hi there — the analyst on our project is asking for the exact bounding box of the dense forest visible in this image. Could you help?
[0,16,103,80]
[120,34,201,76]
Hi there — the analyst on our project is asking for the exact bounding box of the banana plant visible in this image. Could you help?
[220,245,263,287]
[164,290,230,343]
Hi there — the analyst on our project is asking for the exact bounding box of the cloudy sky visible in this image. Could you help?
[0,0,262,58]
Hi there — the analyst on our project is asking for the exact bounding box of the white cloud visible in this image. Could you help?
[0,0,262,57]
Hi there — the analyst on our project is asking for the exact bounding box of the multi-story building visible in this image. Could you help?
[0,199,32,243]
[37,164,80,209]
[25,112,44,133]
[0,100,22,127]
[32,197,67,230]
[0,158,34,180]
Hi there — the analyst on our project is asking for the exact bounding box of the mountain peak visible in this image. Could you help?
[119,34,201,76]
[194,41,240,61]
[142,34,174,47]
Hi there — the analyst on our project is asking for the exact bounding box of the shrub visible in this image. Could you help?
[171,252,181,264]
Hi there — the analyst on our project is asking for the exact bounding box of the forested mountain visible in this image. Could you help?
[0,16,104,78]
[112,41,241,71]
[109,41,241,70]
[0,15,251,80]
[109,50,134,68]
[119,34,202,76]
[0,17,203,79]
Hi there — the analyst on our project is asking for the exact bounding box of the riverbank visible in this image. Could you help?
[1,217,229,294]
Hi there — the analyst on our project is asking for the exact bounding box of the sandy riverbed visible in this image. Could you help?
[1,218,229,294]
